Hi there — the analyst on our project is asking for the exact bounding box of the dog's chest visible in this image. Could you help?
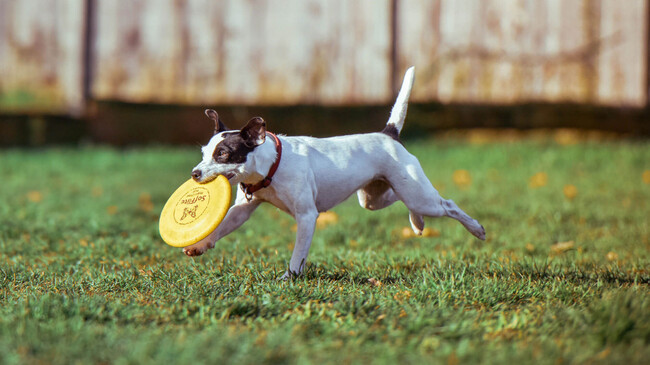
[252,188,293,215]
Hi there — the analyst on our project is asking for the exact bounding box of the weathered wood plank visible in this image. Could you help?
[92,0,392,105]
[597,0,647,106]
[0,0,85,114]
[398,0,647,106]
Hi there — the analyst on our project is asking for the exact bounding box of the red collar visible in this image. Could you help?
[240,132,282,201]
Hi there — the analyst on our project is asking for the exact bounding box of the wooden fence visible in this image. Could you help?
[0,0,647,116]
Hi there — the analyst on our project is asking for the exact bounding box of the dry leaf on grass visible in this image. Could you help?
[606,251,619,261]
[452,170,472,189]
[563,184,578,200]
[316,211,338,229]
[529,172,548,188]
[27,191,43,203]
[550,240,575,254]
[421,228,441,237]
[92,186,103,197]
[139,192,154,212]
[643,170,650,184]
[367,278,382,287]
[554,129,581,145]
[401,227,440,238]
[401,227,416,238]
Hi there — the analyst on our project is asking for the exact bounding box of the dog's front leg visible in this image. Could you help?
[183,194,261,257]
[280,208,318,280]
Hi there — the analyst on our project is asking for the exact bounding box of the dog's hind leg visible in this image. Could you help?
[439,199,485,240]
[409,212,425,235]
[387,160,486,240]
[358,179,427,235]
[409,194,484,240]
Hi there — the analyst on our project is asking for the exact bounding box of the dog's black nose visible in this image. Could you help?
[191,170,202,181]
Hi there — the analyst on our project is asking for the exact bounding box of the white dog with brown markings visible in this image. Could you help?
[185,67,486,280]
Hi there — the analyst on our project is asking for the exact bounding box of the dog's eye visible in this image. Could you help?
[217,150,229,159]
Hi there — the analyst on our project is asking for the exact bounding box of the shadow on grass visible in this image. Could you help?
[295,260,649,287]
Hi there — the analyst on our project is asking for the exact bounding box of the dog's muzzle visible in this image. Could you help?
[191,169,202,182]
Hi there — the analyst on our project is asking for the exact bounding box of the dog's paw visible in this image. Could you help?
[183,241,213,257]
[473,224,486,241]
[277,270,301,281]
[183,246,205,257]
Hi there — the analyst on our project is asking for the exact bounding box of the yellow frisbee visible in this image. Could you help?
[159,175,232,247]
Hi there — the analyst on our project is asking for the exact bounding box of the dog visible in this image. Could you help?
[184,67,486,279]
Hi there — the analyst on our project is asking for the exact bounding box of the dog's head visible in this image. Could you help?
[191,109,267,184]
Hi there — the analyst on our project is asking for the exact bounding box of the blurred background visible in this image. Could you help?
[0,0,648,146]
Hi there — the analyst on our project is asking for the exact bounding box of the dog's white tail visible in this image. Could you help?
[385,66,415,135]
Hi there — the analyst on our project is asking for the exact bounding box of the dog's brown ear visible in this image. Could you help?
[204,109,228,134]
[240,117,266,147]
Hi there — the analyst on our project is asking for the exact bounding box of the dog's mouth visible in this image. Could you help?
[197,172,236,184]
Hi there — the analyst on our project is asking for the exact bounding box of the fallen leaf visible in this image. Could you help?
[563,184,578,200]
[91,186,104,197]
[141,202,154,212]
[421,228,441,237]
[139,192,151,204]
[447,352,459,365]
[401,227,416,238]
[529,172,548,188]
[106,205,118,215]
[316,211,338,229]
[596,347,611,360]
[550,240,574,254]
[643,170,650,184]
[452,170,472,189]
[401,226,440,238]
[139,192,154,212]
[622,198,632,208]
[27,191,43,203]
[367,278,382,287]
[139,269,153,276]
[606,251,619,261]
[554,129,580,145]
[525,243,535,252]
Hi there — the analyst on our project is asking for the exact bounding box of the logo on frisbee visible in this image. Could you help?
[173,187,210,225]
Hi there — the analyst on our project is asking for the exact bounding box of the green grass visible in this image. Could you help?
[1,138,649,364]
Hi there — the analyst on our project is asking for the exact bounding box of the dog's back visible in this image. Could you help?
[270,66,417,211]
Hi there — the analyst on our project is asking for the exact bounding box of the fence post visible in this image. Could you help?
[82,0,96,111]
[646,0,650,108]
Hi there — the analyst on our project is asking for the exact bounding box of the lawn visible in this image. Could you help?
[1,136,649,364]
